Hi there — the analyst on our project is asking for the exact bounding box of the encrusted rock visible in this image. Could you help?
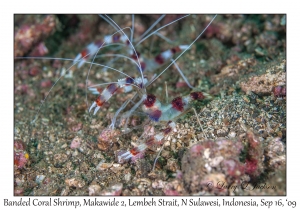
[70,136,81,149]
[165,158,179,172]
[96,162,113,171]
[265,137,285,168]
[99,183,123,196]
[211,58,257,83]
[53,153,68,168]
[181,137,255,194]
[240,60,286,96]
[35,175,45,184]
[88,184,101,196]
[65,177,85,188]
[152,180,167,189]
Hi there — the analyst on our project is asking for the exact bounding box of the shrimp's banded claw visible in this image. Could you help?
[88,76,148,116]
[89,101,101,115]
[74,34,129,69]
[88,84,116,115]
[74,41,103,68]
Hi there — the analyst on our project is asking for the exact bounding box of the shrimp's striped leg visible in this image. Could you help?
[117,143,148,163]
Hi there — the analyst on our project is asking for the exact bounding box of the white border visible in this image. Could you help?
[2,0,299,209]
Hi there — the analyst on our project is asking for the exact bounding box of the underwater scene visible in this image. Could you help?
[14,14,286,196]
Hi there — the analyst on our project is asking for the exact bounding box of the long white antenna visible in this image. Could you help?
[135,14,190,47]
[148,15,217,86]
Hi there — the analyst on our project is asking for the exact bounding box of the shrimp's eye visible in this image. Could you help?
[144,94,156,108]
[125,77,135,84]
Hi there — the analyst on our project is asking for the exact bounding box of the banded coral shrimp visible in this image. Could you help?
[14,14,286,196]
[15,16,214,135]
[76,15,218,167]
[14,14,217,192]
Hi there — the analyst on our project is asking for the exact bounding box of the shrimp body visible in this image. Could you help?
[142,92,205,122]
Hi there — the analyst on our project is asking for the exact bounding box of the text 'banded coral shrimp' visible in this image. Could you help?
[14,14,216,170]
